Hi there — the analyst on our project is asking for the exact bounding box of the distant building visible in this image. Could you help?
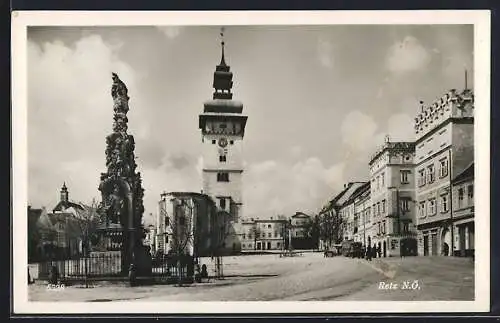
[31,183,87,261]
[319,182,366,249]
[240,217,288,251]
[414,88,474,256]
[351,182,371,246]
[451,162,474,257]
[368,138,417,257]
[156,191,218,258]
[144,224,156,253]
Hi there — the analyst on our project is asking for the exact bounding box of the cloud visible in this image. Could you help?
[386,36,430,74]
[156,26,183,39]
[339,110,415,161]
[243,158,345,218]
[28,35,138,209]
[317,38,334,69]
[340,110,379,153]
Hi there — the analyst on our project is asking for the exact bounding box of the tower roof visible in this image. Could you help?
[212,27,234,100]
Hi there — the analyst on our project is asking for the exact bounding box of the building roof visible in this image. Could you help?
[52,200,85,213]
[291,212,310,219]
[369,141,415,165]
[452,162,474,184]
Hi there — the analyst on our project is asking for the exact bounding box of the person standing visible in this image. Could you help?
[366,245,372,261]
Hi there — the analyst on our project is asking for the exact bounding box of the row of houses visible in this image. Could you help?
[28,183,89,262]
[145,194,316,256]
[319,87,475,258]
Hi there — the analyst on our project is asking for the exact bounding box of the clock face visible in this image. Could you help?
[219,137,228,148]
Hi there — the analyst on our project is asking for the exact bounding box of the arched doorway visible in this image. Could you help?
[441,227,452,256]
[383,240,387,257]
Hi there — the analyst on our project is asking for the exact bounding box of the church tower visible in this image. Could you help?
[199,29,248,228]
[60,182,69,203]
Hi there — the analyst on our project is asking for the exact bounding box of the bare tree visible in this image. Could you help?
[74,199,101,288]
[211,211,232,279]
[168,198,196,286]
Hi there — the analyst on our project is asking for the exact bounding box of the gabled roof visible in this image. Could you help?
[452,162,474,184]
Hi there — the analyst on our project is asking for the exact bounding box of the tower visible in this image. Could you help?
[199,29,248,251]
[60,182,69,203]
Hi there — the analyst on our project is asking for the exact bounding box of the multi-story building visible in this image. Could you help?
[368,138,417,257]
[156,191,217,257]
[337,182,368,242]
[414,88,474,257]
[352,182,371,246]
[198,32,248,254]
[319,182,366,249]
[451,162,474,257]
[240,217,288,251]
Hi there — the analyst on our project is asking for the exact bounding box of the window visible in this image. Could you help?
[377,176,380,190]
[230,140,234,145]
[458,188,464,208]
[418,169,426,186]
[274,231,278,238]
[467,185,474,204]
[268,232,272,237]
[440,195,448,213]
[427,165,435,183]
[402,222,409,233]
[382,221,386,234]
[268,224,272,229]
[165,216,170,226]
[219,198,226,209]
[381,173,385,187]
[401,170,411,184]
[419,202,426,218]
[217,172,229,182]
[242,234,246,239]
[377,202,381,215]
[165,235,169,243]
[401,198,410,212]
[439,158,449,178]
[277,242,281,248]
[242,244,246,248]
[427,199,436,216]
[382,200,386,214]
[219,155,226,162]
[212,139,216,144]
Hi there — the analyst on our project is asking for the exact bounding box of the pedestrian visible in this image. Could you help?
[366,245,372,261]
[377,243,382,258]
[372,244,377,259]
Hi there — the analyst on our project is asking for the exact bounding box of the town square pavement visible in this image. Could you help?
[29,252,474,302]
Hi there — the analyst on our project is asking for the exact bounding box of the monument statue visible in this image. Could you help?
[96,73,148,282]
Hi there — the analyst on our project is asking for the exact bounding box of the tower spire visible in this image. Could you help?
[464,69,468,90]
[212,27,234,100]
[220,27,226,66]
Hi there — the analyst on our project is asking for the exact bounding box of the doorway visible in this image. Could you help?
[383,241,387,257]
[256,242,261,250]
[267,242,271,250]
[431,233,438,256]
[423,235,429,256]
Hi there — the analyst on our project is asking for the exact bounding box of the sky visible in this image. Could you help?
[27,24,474,225]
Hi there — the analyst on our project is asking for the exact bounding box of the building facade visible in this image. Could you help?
[414,88,474,257]
[352,182,371,246]
[451,162,474,257]
[318,182,365,249]
[198,32,248,254]
[242,218,288,251]
[368,139,417,257]
[156,192,218,258]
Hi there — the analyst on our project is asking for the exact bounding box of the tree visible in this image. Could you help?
[318,209,345,250]
[303,215,320,250]
[211,210,232,279]
[169,198,196,285]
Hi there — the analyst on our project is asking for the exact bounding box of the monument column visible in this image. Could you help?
[97,73,148,284]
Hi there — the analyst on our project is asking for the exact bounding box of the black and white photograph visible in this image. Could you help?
[12,11,490,314]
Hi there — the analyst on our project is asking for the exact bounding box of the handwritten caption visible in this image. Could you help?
[378,280,421,290]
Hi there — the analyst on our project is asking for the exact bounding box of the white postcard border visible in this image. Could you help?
[12,10,491,314]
